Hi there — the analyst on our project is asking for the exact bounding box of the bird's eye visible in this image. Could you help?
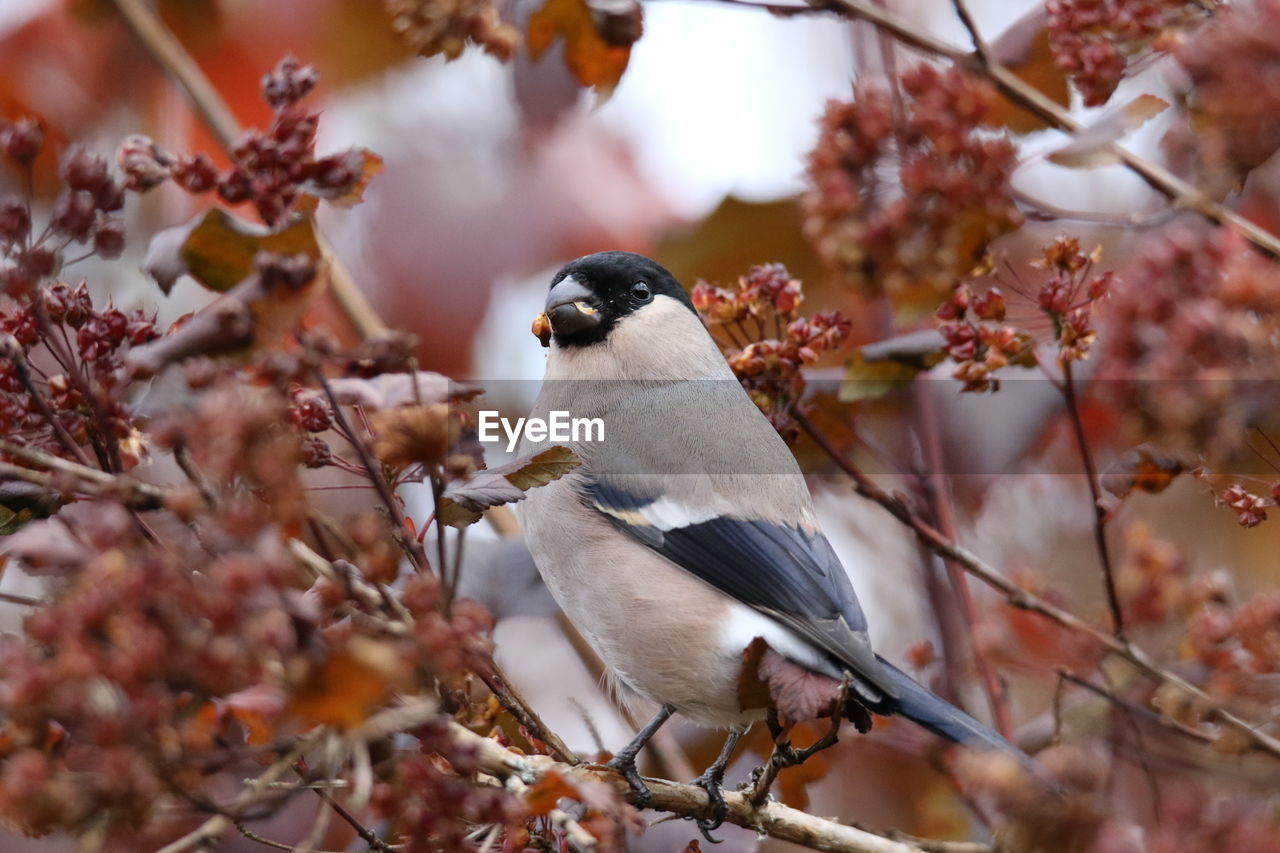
[631,281,652,302]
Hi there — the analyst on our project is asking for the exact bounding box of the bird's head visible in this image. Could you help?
[534,251,695,349]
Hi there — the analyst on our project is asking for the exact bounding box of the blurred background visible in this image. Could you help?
[4,0,1280,850]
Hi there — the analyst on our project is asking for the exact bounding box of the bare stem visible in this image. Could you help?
[1060,360,1125,639]
[792,408,1280,761]
[315,370,426,572]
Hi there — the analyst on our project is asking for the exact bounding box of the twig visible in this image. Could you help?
[107,0,388,340]
[791,409,1280,761]
[1060,360,1125,638]
[453,720,987,853]
[806,0,1280,260]
[315,371,425,572]
[748,689,846,807]
[234,822,350,853]
[478,665,579,765]
[0,590,45,607]
[949,0,989,62]
[2,343,94,468]
[0,457,163,511]
[913,385,1012,737]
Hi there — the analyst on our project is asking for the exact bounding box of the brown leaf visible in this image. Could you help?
[527,0,641,97]
[1100,445,1188,498]
[524,768,583,816]
[839,348,930,402]
[128,254,322,374]
[307,148,384,207]
[736,636,772,712]
[144,209,320,295]
[984,10,1070,134]
[1047,94,1170,169]
[758,647,843,723]
[438,446,580,527]
[290,639,408,729]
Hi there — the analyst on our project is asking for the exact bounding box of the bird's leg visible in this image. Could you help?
[604,704,674,810]
[690,726,746,843]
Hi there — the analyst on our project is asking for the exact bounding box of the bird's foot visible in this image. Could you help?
[689,768,729,844]
[605,753,652,810]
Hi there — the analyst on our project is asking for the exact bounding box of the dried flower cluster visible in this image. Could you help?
[1046,0,1193,107]
[2,128,127,297]
[386,0,519,62]
[803,65,1021,311]
[935,237,1109,391]
[1100,224,1280,459]
[935,283,1035,392]
[692,264,850,440]
[1172,0,1280,191]
[118,57,378,226]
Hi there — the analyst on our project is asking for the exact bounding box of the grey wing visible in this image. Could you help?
[581,477,899,706]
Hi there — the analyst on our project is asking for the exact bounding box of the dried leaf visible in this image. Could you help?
[437,446,580,528]
[290,639,408,729]
[306,149,383,207]
[1101,445,1188,498]
[524,768,582,816]
[737,637,772,712]
[328,372,477,410]
[839,349,932,402]
[527,0,641,97]
[1047,95,1170,169]
[144,209,320,295]
[984,10,1070,133]
[128,255,322,374]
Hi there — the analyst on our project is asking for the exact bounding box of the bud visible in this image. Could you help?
[172,153,219,193]
[93,220,126,260]
[117,135,173,192]
[2,118,43,165]
[261,56,318,109]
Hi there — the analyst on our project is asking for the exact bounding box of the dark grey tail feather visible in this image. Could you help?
[878,656,1039,772]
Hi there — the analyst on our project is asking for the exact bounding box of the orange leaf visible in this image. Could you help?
[984,11,1071,134]
[290,639,408,729]
[1100,445,1188,498]
[524,768,583,816]
[527,0,641,97]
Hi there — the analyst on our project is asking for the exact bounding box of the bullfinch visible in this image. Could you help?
[515,251,1032,833]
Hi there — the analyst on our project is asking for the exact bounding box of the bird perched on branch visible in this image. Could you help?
[516,251,1035,838]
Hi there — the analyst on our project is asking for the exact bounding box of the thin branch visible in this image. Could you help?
[914,385,1012,737]
[807,0,1280,260]
[315,371,426,572]
[451,720,989,853]
[1060,360,1125,638]
[3,343,93,468]
[949,0,989,62]
[107,0,389,340]
[477,665,579,765]
[791,408,1280,761]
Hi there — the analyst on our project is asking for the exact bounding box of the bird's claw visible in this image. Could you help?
[605,754,652,810]
[691,770,728,844]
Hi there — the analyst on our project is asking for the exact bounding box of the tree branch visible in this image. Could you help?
[107,0,389,340]
[807,0,1280,260]
[450,720,991,853]
[1060,360,1125,638]
[791,409,1280,761]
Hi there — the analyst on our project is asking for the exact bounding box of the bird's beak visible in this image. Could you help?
[543,275,602,337]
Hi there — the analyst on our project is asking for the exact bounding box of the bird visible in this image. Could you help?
[515,250,1034,836]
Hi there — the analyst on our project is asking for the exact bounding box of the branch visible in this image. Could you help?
[449,720,991,853]
[792,409,1280,761]
[107,0,389,340]
[1060,360,1125,638]
[808,0,1280,260]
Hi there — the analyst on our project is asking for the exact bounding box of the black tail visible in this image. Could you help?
[878,656,1038,772]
